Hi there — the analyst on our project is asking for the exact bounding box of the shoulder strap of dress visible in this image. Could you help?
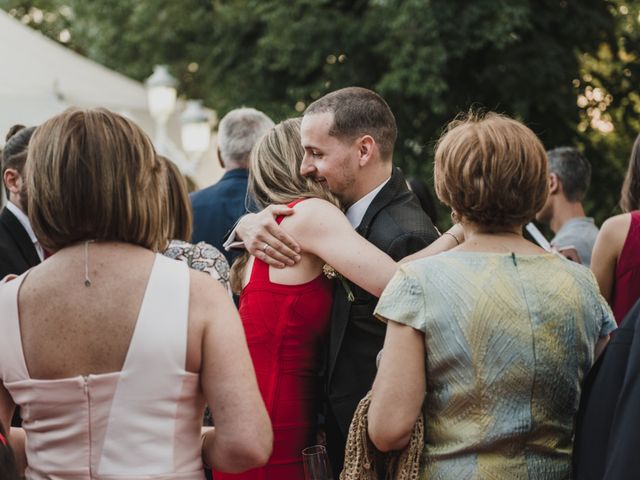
[251,199,308,282]
[623,211,640,247]
[121,254,190,372]
[97,254,191,475]
[0,273,31,382]
[249,255,270,282]
[276,198,307,226]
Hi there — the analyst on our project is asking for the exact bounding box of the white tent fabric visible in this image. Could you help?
[0,9,221,189]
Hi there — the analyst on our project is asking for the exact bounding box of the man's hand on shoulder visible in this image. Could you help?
[554,246,582,264]
[237,205,302,268]
[0,274,18,284]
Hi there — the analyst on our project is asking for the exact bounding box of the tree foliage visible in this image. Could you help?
[3,0,636,226]
[576,1,640,219]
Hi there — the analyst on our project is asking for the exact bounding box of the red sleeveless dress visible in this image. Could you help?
[214,200,334,480]
[612,210,640,324]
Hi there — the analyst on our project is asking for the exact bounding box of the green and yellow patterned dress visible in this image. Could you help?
[375,252,615,480]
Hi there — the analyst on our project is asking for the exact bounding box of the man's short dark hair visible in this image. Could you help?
[547,147,591,202]
[305,87,397,160]
[2,125,36,198]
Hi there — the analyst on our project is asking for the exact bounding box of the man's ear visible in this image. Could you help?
[217,147,225,170]
[357,135,375,167]
[3,168,21,194]
[549,173,560,195]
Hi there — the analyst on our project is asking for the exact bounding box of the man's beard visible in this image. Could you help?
[315,177,348,206]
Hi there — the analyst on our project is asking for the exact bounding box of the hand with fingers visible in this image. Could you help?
[553,245,582,264]
[236,205,302,268]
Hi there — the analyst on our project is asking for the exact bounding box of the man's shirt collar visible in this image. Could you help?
[345,177,391,228]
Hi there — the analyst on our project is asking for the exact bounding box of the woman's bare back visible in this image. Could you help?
[18,242,160,379]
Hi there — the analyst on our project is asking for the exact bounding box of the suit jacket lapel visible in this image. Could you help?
[328,167,406,381]
[0,207,41,267]
[355,167,405,237]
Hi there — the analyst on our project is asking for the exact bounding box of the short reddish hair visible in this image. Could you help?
[434,112,548,229]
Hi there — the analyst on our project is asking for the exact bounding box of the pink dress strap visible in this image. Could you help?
[0,273,31,383]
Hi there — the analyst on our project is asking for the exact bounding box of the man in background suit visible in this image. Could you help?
[1,125,42,429]
[190,108,274,264]
[1,125,42,280]
[535,147,598,266]
[231,88,441,475]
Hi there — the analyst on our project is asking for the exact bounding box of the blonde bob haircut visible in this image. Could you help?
[434,112,548,229]
[26,108,169,252]
[248,117,339,210]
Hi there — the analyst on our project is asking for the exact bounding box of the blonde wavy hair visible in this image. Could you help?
[230,118,340,293]
[248,117,338,210]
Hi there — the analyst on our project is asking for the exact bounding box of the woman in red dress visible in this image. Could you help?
[213,119,399,480]
[592,133,640,324]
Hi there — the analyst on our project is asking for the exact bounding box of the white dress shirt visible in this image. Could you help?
[6,201,45,261]
[345,177,390,228]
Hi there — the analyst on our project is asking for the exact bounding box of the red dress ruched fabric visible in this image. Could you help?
[214,200,334,480]
[612,210,640,324]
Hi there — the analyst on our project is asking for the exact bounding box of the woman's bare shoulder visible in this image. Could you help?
[600,213,632,240]
[292,197,342,214]
[603,212,631,226]
[189,268,229,313]
[280,198,345,231]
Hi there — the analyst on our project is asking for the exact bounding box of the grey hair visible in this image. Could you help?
[217,108,274,168]
[547,147,591,202]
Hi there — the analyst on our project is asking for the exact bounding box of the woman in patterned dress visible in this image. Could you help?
[368,112,615,480]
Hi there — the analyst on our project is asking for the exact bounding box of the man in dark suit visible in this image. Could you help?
[190,108,274,264]
[1,125,42,429]
[322,169,437,472]
[0,204,41,278]
[232,88,444,474]
[573,299,640,479]
[299,88,439,474]
[1,125,42,280]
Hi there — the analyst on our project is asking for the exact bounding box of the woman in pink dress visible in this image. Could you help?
[0,108,272,478]
[592,133,640,324]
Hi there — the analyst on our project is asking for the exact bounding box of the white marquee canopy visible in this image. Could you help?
[0,9,221,188]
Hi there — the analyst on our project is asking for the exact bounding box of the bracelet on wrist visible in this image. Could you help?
[443,231,460,245]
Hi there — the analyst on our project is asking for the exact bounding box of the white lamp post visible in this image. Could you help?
[145,65,177,156]
[146,66,213,178]
[180,99,211,171]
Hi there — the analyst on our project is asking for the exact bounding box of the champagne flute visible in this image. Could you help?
[302,445,334,480]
